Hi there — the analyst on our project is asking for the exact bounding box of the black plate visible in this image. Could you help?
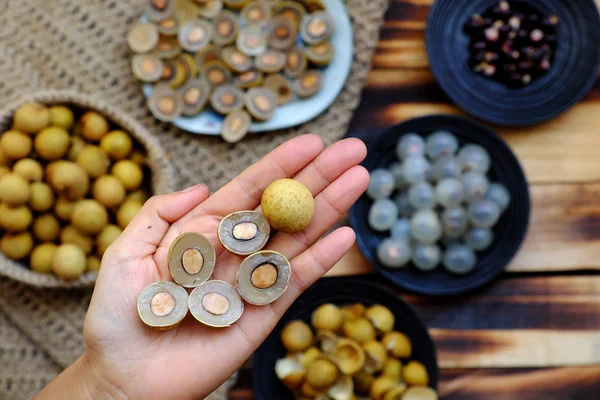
[426,0,600,127]
[252,277,438,399]
[349,115,530,295]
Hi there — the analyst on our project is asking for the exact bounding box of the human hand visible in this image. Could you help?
[37,135,369,400]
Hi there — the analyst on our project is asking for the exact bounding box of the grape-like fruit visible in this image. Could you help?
[441,207,469,238]
[458,144,491,173]
[412,244,441,271]
[462,171,489,201]
[425,130,459,160]
[435,178,464,208]
[468,199,501,229]
[389,162,409,190]
[410,210,442,244]
[377,238,412,268]
[443,245,477,274]
[465,228,494,251]
[485,183,510,211]
[408,182,436,210]
[393,193,414,218]
[402,156,431,184]
[432,156,461,181]
[367,169,396,200]
[368,199,398,231]
[391,219,411,240]
[396,133,425,160]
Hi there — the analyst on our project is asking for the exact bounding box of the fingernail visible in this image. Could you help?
[182,183,206,193]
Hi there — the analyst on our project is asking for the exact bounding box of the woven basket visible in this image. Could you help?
[0,90,175,289]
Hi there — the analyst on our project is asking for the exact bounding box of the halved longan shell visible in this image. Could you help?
[137,281,188,329]
[168,232,216,288]
[188,280,244,327]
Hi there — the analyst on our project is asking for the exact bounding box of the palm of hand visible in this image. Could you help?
[83,135,369,400]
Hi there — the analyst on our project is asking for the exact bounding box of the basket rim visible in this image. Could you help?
[0,89,175,289]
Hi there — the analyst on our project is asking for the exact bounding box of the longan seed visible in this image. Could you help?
[151,292,176,317]
[232,221,258,240]
[182,248,204,274]
[251,263,278,289]
[202,292,230,316]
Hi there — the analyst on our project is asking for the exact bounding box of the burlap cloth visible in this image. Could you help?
[0,0,388,398]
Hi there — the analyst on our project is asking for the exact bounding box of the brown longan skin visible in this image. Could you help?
[0,173,31,206]
[96,224,123,257]
[13,158,43,182]
[100,130,133,160]
[76,146,109,178]
[0,130,32,160]
[52,243,87,280]
[34,126,71,161]
[12,103,50,134]
[32,214,61,242]
[93,175,126,208]
[30,243,58,274]
[71,200,109,236]
[79,112,109,142]
[0,232,34,260]
[60,225,93,254]
[0,203,33,232]
[29,182,55,212]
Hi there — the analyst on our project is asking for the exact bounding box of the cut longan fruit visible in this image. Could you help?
[71,200,109,235]
[60,225,93,254]
[112,160,144,190]
[76,146,109,178]
[0,203,33,232]
[29,182,55,212]
[13,158,43,182]
[93,175,125,208]
[0,130,32,160]
[32,213,60,242]
[0,173,31,206]
[34,126,70,161]
[79,112,109,142]
[12,103,50,134]
[0,231,33,260]
[96,224,123,257]
[30,243,58,274]
[52,243,87,280]
[49,106,74,130]
[116,200,143,229]
[100,130,133,160]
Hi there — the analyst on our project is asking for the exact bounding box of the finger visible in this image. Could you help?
[266,165,370,260]
[107,184,210,262]
[197,134,324,216]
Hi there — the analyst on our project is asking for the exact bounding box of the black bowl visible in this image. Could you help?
[349,115,530,295]
[426,0,600,127]
[253,277,438,399]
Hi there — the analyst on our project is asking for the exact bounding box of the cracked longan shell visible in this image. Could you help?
[60,225,93,255]
[52,243,86,280]
[93,175,126,208]
[96,224,123,257]
[12,103,50,134]
[0,173,31,206]
[32,214,60,242]
[1,232,33,260]
[0,130,32,160]
[30,243,58,274]
[0,203,33,232]
[76,146,110,178]
[71,200,109,236]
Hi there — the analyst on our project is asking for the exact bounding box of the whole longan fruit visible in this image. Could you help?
[261,179,315,233]
[13,158,43,182]
[60,225,93,254]
[0,166,10,179]
[0,203,33,232]
[54,196,76,221]
[0,232,33,260]
[93,175,125,208]
[126,189,149,204]
[130,150,146,165]
[32,214,61,242]
[48,162,89,200]
[281,320,314,353]
[96,224,123,257]
[79,112,109,142]
[52,244,86,280]
[34,126,70,160]
[0,130,32,160]
[111,160,143,190]
[12,103,50,134]
[100,130,133,160]
[116,200,143,229]
[0,173,31,206]
[67,136,86,161]
[49,106,74,130]
[71,200,108,235]
[402,361,429,386]
[76,145,109,178]
[29,182,55,212]
[0,149,8,166]
[30,243,58,274]
[87,255,101,271]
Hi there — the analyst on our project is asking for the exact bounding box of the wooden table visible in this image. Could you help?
[230,0,600,398]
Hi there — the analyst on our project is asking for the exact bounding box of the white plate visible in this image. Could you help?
[142,0,353,135]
